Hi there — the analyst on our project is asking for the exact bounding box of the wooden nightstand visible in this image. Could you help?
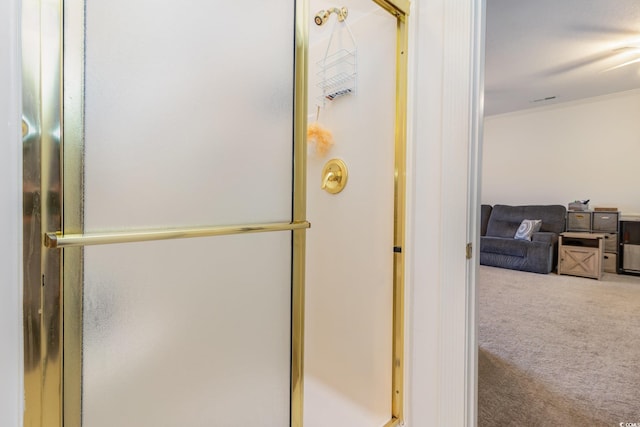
[558,232,605,280]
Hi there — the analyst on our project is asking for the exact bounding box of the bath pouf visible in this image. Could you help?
[307,122,334,156]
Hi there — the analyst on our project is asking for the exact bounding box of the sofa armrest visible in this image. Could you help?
[525,240,555,273]
[531,232,558,246]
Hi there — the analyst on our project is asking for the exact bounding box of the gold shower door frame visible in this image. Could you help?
[376,1,409,425]
[22,0,409,426]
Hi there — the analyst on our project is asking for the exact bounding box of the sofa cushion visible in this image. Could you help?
[486,204,566,238]
[514,219,542,241]
[480,237,554,274]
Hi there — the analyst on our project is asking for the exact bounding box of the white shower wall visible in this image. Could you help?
[305,1,397,426]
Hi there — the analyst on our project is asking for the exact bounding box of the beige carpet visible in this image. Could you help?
[478,266,640,426]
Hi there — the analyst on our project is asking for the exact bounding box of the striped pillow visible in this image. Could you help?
[514,219,542,241]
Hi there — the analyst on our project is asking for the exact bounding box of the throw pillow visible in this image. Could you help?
[514,219,542,241]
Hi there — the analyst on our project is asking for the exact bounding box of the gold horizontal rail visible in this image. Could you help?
[45,220,311,249]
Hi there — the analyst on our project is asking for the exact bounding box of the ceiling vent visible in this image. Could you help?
[530,96,556,103]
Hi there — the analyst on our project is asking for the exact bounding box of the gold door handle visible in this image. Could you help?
[321,158,348,194]
[321,171,337,189]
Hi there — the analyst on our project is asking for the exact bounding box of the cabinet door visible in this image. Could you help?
[560,246,601,278]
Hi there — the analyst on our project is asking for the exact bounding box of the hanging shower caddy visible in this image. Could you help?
[314,7,357,105]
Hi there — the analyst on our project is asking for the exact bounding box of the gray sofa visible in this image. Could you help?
[480,204,567,274]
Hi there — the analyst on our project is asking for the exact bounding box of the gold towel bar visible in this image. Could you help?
[45,221,311,249]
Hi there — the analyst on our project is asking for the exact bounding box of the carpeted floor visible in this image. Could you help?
[478,266,640,426]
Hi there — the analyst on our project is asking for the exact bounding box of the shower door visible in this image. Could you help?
[23,0,307,426]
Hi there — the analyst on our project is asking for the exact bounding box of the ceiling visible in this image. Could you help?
[484,0,640,116]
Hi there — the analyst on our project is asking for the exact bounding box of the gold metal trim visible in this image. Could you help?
[389,1,409,424]
[291,1,309,426]
[22,0,44,423]
[45,221,311,249]
[62,0,85,423]
[371,0,410,19]
[40,0,64,424]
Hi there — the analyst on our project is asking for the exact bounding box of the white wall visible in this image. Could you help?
[0,0,23,425]
[483,89,640,214]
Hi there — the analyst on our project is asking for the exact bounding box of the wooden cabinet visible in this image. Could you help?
[558,232,605,280]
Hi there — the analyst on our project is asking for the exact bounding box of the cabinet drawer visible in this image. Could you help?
[567,211,591,231]
[623,244,640,271]
[592,212,619,232]
[603,233,618,253]
[603,253,617,273]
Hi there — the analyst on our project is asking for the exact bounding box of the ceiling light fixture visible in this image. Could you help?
[603,45,640,72]
[604,57,640,72]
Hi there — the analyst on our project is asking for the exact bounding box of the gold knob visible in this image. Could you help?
[22,118,29,138]
[321,158,348,194]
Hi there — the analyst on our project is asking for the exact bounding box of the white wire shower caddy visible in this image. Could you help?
[315,7,357,106]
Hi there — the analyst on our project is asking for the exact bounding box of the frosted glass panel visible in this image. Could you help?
[84,0,294,230]
[82,233,291,427]
[77,1,298,424]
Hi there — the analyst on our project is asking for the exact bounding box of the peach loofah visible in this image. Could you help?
[307,122,334,156]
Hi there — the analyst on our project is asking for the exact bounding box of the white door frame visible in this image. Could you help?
[405,0,484,425]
